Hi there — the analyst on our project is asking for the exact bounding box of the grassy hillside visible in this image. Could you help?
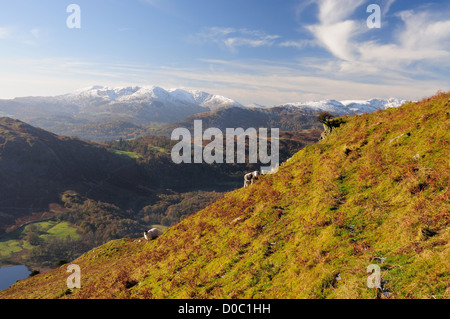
[1,92,448,299]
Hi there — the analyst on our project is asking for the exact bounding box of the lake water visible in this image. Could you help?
[0,265,30,291]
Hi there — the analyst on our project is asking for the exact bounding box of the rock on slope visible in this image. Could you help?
[1,92,448,299]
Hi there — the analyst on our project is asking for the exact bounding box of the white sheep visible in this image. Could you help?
[144,228,163,241]
[244,171,260,188]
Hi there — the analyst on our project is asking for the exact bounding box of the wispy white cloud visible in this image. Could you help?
[1,1,448,105]
[0,27,12,39]
[30,28,41,39]
[0,26,49,45]
[147,59,444,105]
[304,0,450,76]
[382,0,396,15]
[0,54,445,105]
[395,10,450,53]
[278,40,313,49]
[306,0,366,61]
[190,27,280,53]
[316,0,366,24]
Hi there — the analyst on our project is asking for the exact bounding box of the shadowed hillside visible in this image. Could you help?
[1,92,448,299]
[0,117,155,234]
[26,106,324,142]
[154,106,324,138]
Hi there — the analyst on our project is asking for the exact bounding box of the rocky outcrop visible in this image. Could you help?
[318,116,346,141]
[319,123,334,140]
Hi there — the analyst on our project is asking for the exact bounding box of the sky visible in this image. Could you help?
[0,0,449,105]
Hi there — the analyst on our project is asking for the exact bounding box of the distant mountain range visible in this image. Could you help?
[0,86,406,141]
[154,106,325,138]
[277,97,406,116]
[0,86,243,125]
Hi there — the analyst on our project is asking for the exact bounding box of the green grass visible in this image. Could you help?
[147,145,169,154]
[37,221,80,241]
[0,240,24,259]
[0,221,80,264]
[111,150,143,159]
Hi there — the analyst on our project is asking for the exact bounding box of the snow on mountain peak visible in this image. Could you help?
[66,86,405,115]
[66,85,242,110]
[71,85,142,102]
[279,97,406,115]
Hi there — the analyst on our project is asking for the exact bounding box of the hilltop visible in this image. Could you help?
[1,92,448,299]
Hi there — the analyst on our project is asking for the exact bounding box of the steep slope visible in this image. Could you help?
[1,92,448,299]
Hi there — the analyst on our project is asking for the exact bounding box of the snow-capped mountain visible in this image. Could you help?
[62,85,242,110]
[276,98,406,115]
[0,86,243,124]
[0,85,406,133]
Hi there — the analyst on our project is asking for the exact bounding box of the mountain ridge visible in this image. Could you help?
[65,85,244,110]
[277,97,406,116]
[0,85,406,125]
[0,86,242,126]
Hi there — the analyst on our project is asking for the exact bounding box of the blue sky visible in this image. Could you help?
[0,0,449,105]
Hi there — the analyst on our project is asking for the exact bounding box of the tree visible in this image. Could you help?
[317,112,335,125]
[317,112,346,129]
[26,232,41,246]
[317,112,346,140]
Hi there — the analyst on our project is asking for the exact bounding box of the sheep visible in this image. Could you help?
[144,228,163,241]
[244,171,260,188]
